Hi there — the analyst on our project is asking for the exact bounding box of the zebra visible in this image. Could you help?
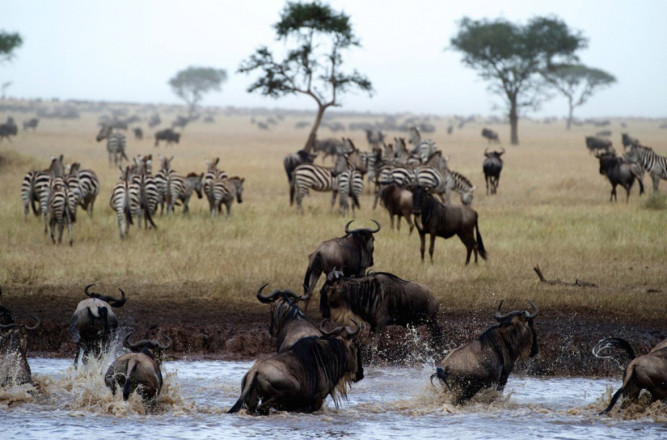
[629,144,667,192]
[47,179,76,246]
[96,125,128,166]
[204,158,228,210]
[166,172,204,215]
[414,167,475,206]
[21,156,63,221]
[209,177,245,219]
[408,126,438,163]
[360,148,382,195]
[338,170,363,216]
[67,163,99,219]
[155,155,176,215]
[109,167,134,239]
[128,156,159,228]
[372,163,417,209]
[448,170,476,206]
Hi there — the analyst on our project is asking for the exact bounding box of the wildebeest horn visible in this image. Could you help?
[344,319,361,337]
[256,283,282,303]
[23,314,40,330]
[109,288,126,308]
[368,219,381,233]
[493,300,512,321]
[320,319,345,336]
[0,323,17,330]
[344,220,354,234]
[499,147,505,155]
[124,330,138,350]
[84,283,100,298]
[524,300,539,319]
[484,147,489,156]
[280,289,305,302]
[158,334,172,351]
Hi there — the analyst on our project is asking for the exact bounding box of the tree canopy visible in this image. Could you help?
[0,31,23,64]
[169,66,227,119]
[450,16,587,144]
[542,64,616,129]
[238,1,373,151]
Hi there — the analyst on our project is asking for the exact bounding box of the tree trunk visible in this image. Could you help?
[509,99,519,145]
[304,105,326,153]
[566,98,574,130]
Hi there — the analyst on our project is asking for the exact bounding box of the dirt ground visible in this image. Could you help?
[4,282,665,377]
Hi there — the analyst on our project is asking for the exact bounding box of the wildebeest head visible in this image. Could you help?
[0,315,40,385]
[256,283,311,336]
[84,283,127,308]
[344,219,381,268]
[484,147,505,159]
[296,149,318,163]
[123,330,172,364]
[319,269,346,319]
[594,151,619,175]
[493,300,539,359]
[320,319,364,383]
[410,185,430,215]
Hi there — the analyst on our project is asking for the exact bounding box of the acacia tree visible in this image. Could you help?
[0,31,23,64]
[450,16,587,145]
[542,64,616,130]
[169,66,227,120]
[238,1,373,151]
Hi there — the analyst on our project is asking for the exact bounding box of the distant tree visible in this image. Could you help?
[169,67,227,120]
[0,31,23,64]
[238,1,373,152]
[542,64,616,130]
[450,16,587,145]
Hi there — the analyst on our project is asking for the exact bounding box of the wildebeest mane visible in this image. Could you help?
[271,299,307,336]
[289,336,350,407]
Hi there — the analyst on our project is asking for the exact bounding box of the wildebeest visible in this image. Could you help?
[313,138,347,162]
[303,220,381,309]
[0,287,12,325]
[320,270,441,345]
[0,314,40,386]
[155,128,180,147]
[411,185,487,265]
[23,118,39,132]
[483,148,505,195]
[0,121,18,142]
[585,136,613,154]
[595,151,644,202]
[621,133,640,149]
[594,337,667,415]
[283,149,318,186]
[431,300,539,405]
[365,129,385,148]
[133,127,143,140]
[379,183,414,234]
[256,283,321,353]
[69,284,126,365]
[481,128,500,144]
[228,321,363,414]
[104,331,172,404]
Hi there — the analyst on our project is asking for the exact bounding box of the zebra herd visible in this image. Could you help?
[21,155,100,245]
[20,153,245,244]
[287,127,477,217]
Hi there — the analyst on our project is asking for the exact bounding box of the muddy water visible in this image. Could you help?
[1,357,665,439]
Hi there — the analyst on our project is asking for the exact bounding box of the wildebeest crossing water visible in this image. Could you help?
[1,350,665,439]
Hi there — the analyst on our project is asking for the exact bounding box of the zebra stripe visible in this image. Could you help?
[130,174,158,228]
[76,168,100,218]
[210,177,244,218]
[448,170,476,206]
[291,164,340,213]
[630,144,667,191]
[109,179,133,239]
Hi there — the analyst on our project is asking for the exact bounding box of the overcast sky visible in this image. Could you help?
[4,0,667,118]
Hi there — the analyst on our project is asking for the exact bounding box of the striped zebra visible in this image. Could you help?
[448,170,476,206]
[372,163,416,209]
[48,179,76,246]
[166,172,204,215]
[629,144,667,191]
[97,125,128,166]
[204,158,228,211]
[209,177,245,219]
[21,155,63,221]
[338,170,363,216]
[414,167,475,206]
[289,148,366,213]
[109,167,134,239]
[155,155,176,215]
[360,148,382,195]
[128,157,158,229]
[66,163,99,219]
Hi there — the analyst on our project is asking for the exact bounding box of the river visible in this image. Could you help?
[1,356,665,439]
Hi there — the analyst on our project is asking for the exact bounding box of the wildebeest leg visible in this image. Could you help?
[485,176,490,195]
[389,214,395,230]
[428,234,436,263]
[610,184,617,202]
[419,230,426,262]
[460,232,475,265]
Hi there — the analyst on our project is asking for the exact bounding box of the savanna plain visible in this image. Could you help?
[0,109,665,377]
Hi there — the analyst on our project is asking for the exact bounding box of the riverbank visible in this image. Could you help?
[5,284,664,377]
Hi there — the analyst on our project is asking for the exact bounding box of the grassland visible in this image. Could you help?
[0,111,665,324]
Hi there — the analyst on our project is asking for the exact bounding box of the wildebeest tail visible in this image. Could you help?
[600,363,638,415]
[595,337,636,360]
[123,359,139,401]
[228,371,258,413]
[289,176,296,205]
[430,366,452,391]
[351,191,360,209]
[475,221,487,260]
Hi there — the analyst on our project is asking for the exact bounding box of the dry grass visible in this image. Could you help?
[0,111,665,321]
